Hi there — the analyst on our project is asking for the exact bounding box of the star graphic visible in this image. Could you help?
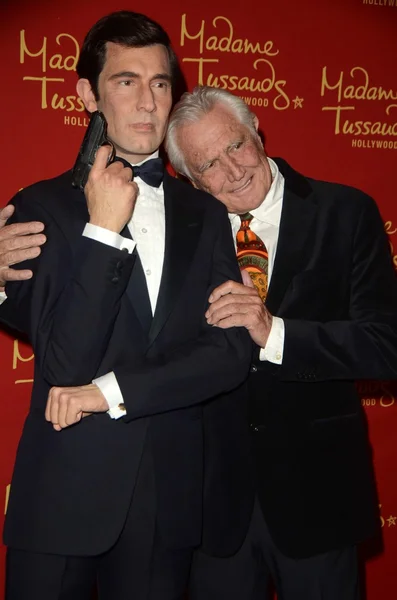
[387,515,397,527]
[292,96,304,109]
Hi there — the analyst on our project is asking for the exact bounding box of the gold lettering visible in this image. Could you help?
[20,29,47,72]
[273,80,290,110]
[4,484,10,515]
[348,67,369,100]
[322,105,355,134]
[51,93,66,110]
[23,76,64,109]
[321,67,343,103]
[211,17,233,53]
[180,14,205,54]
[54,33,79,71]
[367,86,378,101]
[384,221,397,235]
[12,340,34,370]
[379,382,395,407]
[253,59,275,94]
[379,504,385,528]
[231,39,243,53]
[183,58,219,85]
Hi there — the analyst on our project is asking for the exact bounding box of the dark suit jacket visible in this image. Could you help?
[0,170,254,557]
[249,158,397,559]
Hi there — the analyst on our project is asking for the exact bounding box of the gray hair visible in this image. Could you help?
[165,86,258,178]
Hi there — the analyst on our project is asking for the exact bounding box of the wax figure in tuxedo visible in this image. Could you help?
[0,16,254,600]
[165,86,397,600]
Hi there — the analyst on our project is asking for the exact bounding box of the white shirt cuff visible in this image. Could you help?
[0,291,7,305]
[83,223,136,254]
[93,371,126,420]
[259,316,285,363]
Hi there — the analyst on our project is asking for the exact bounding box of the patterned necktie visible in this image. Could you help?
[236,212,268,301]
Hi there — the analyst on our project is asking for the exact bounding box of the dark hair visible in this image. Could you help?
[76,10,183,101]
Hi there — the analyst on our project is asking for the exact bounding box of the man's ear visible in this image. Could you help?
[76,79,98,113]
[252,114,264,148]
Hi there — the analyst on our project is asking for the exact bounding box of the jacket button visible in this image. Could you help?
[249,423,259,432]
[250,364,258,373]
[111,276,119,284]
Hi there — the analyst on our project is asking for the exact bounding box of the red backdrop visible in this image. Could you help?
[0,0,396,597]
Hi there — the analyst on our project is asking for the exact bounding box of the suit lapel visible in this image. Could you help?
[266,159,318,315]
[148,172,204,346]
[120,225,153,336]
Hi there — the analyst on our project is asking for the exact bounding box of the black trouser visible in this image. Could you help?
[6,446,195,600]
[190,498,360,600]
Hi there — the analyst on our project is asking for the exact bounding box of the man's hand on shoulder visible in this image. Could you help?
[85,146,139,233]
[45,383,110,431]
[206,270,273,347]
[0,205,46,291]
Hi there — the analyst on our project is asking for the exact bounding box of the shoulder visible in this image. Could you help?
[308,178,381,224]
[164,172,226,216]
[10,170,86,223]
[274,157,379,219]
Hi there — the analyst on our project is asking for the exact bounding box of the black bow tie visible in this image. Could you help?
[114,157,164,187]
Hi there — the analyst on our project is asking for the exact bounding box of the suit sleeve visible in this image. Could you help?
[0,191,136,386]
[114,206,252,421]
[280,193,397,381]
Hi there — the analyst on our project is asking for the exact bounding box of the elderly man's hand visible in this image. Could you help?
[0,205,46,291]
[45,383,110,431]
[206,270,273,348]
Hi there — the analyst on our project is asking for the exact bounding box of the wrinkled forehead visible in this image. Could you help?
[179,112,249,165]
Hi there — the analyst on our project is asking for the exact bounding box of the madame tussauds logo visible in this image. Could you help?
[19,29,88,127]
[180,14,297,111]
[320,66,397,150]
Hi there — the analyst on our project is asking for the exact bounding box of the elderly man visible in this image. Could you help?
[2,85,397,600]
[163,86,397,600]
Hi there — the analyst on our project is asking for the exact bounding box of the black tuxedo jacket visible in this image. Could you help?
[249,158,397,559]
[0,170,254,557]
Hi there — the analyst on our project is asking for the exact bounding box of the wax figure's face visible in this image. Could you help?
[178,105,273,214]
[78,43,173,163]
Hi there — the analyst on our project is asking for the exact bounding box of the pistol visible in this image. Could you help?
[71,111,115,190]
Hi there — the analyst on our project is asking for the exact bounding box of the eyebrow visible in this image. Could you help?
[197,138,245,173]
[108,71,172,82]
[198,158,216,173]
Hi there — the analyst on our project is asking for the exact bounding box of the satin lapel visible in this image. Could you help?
[121,225,153,335]
[265,159,318,315]
[148,173,204,346]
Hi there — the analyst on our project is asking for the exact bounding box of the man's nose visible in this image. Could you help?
[137,86,156,112]
[224,156,245,182]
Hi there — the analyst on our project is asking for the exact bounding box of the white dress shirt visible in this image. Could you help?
[228,158,285,364]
